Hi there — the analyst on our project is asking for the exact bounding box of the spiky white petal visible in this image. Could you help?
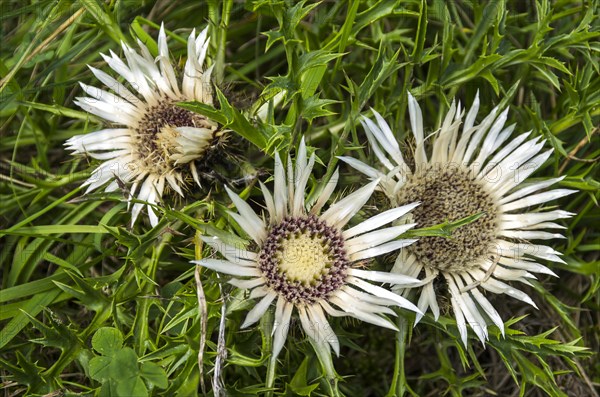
[241,291,277,328]
[345,224,417,254]
[337,156,384,180]
[347,268,421,286]
[309,168,339,215]
[343,202,419,239]
[195,259,262,277]
[272,299,293,359]
[321,179,380,228]
[349,239,417,261]
[225,186,267,243]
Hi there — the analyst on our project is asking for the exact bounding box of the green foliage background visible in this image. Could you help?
[0,0,598,396]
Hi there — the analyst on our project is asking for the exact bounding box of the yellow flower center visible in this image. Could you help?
[276,232,331,284]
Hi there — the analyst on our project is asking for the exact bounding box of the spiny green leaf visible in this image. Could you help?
[301,96,338,122]
[282,1,321,38]
[357,46,402,108]
[53,272,109,312]
[0,351,47,390]
[24,309,79,350]
[443,54,503,87]
[297,51,344,74]
[179,90,268,150]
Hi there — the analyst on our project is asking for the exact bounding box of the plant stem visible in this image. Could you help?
[265,355,277,397]
[387,313,416,397]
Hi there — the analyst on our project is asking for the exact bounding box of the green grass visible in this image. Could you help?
[1,0,598,396]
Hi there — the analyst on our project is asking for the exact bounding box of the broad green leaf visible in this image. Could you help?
[89,356,112,381]
[92,327,124,356]
[116,376,148,397]
[140,362,168,389]
[111,348,140,379]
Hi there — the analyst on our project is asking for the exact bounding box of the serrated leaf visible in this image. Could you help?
[264,30,285,51]
[24,310,78,350]
[179,89,268,150]
[357,46,402,108]
[0,351,46,389]
[497,79,521,111]
[542,127,569,157]
[445,54,504,86]
[537,56,572,75]
[102,225,142,249]
[0,289,61,349]
[264,76,296,92]
[102,223,165,262]
[531,63,561,90]
[302,96,338,122]
[161,307,197,334]
[297,51,343,74]
[53,273,108,312]
[282,1,321,38]
[480,70,500,95]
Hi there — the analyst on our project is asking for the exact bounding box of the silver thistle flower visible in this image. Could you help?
[341,92,575,345]
[66,24,217,226]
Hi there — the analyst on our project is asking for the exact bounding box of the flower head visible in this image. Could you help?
[194,138,422,365]
[66,24,218,226]
[340,92,575,345]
